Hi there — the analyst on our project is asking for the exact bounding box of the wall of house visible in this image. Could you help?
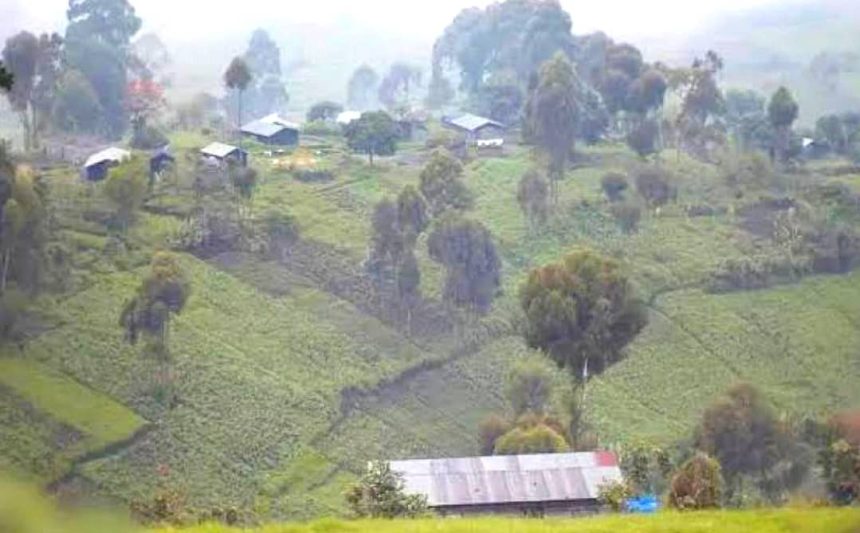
[434,499,602,518]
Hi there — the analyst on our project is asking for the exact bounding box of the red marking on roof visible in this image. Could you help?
[594,451,618,467]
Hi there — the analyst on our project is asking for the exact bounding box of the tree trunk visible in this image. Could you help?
[369,150,374,166]
[1,250,11,294]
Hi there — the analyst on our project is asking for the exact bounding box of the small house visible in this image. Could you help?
[389,451,622,517]
[241,119,299,146]
[83,147,131,181]
[443,113,506,143]
[200,142,248,167]
[336,110,362,126]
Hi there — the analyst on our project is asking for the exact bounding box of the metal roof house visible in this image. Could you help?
[83,147,131,181]
[241,116,299,146]
[390,451,622,517]
[200,142,248,166]
[336,110,362,126]
[443,113,506,141]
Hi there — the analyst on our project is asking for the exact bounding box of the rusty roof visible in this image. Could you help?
[389,452,621,507]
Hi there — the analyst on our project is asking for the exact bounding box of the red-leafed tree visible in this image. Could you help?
[126,78,166,148]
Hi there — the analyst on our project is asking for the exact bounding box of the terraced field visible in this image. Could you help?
[2,133,859,519]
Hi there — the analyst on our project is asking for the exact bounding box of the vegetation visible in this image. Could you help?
[344,111,399,165]
[345,462,427,519]
[668,453,724,510]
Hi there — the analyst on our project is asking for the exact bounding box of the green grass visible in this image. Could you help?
[159,508,860,533]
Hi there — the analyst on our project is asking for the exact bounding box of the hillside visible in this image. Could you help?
[1,122,859,520]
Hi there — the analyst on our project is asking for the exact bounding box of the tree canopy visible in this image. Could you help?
[347,65,379,110]
[344,111,399,165]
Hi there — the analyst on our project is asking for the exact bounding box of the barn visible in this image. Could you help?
[83,147,131,181]
[240,119,299,146]
[200,142,248,167]
[389,451,622,517]
[443,113,506,142]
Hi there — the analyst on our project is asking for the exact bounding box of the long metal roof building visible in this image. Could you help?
[389,451,622,515]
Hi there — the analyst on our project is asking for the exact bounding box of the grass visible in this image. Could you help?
[158,508,860,533]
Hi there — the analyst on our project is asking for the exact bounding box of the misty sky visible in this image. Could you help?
[4,0,800,44]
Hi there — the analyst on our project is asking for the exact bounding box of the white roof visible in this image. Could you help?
[259,113,300,130]
[446,113,505,132]
[84,147,131,168]
[201,142,240,159]
[336,111,362,125]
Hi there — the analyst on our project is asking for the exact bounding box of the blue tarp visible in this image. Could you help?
[626,495,659,513]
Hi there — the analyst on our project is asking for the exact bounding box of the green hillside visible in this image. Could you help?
[1,128,859,519]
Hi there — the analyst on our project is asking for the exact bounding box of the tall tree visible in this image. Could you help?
[3,32,39,151]
[396,185,429,238]
[240,29,288,119]
[768,86,799,163]
[52,69,102,133]
[224,57,252,130]
[520,249,647,400]
[64,0,142,138]
[119,251,190,360]
[506,357,554,416]
[525,52,579,202]
[0,62,13,91]
[0,165,48,295]
[428,215,500,314]
[347,65,379,110]
[343,111,398,165]
[306,101,343,122]
[517,169,550,228]
[103,157,148,232]
[378,63,422,110]
[419,149,473,216]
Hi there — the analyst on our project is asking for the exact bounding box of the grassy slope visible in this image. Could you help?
[3,135,860,518]
[160,509,860,533]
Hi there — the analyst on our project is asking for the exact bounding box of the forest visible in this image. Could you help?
[0,0,859,530]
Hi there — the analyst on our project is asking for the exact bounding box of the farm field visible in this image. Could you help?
[157,509,860,533]
[2,128,860,518]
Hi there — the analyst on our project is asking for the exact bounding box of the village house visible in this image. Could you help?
[442,113,506,143]
[82,147,131,181]
[241,114,300,146]
[389,451,623,517]
[200,142,248,167]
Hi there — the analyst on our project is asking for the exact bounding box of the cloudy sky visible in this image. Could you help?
[3,0,802,43]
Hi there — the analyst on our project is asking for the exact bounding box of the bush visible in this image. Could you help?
[345,462,427,519]
[668,453,723,510]
[425,129,459,150]
[292,169,334,182]
[598,480,633,512]
[302,120,341,137]
[131,125,169,150]
[601,172,629,202]
[494,414,570,455]
[478,414,512,455]
[635,166,676,206]
[610,201,642,233]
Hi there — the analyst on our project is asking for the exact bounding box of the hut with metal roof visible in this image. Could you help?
[200,142,248,167]
[389,451,622,517]
[83,147,131,181]
[442,113,506,142]
[241,117,299,146]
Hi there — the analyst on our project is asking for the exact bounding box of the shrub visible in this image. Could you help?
[131,125,169,150]
[478,414,512,455]
[302,120,341,137]
[601,172,629,202]
[292,169,334,182]
[345,462,427,518]
[425,129,458,150]
[668,453,723,510]
[598,480,633,512]
[610,201,642,233]
[635,166,676,206]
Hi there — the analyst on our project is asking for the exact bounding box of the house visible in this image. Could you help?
[200,142,248,167]
[396,109,430,142]
[389,451,622,517]
[443,113,506,142]
[336,110,362,126]
[240,118,299,146]
[149,147,175,179]
[83,147,131,181]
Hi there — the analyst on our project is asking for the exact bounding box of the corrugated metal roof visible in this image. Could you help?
[446,113,505,133]
[201,142,240,159]
[259,113,300,130]
[241,120,287,138]
[390,452,621,507]
[84,147,131,168]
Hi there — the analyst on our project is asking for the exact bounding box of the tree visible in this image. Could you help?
[344,111,398,165]
[52,69,102,133]
[306,101,343,122]
[667,453,723,510]
[506,357,554,416]
[0,165,49,295]
[131,32,172,85]
[494,422,569,455]
[0,62,12,91]
[517,170,549,228]
[696,383,811,501]
[3,32,39,151]
[676,51,726,159]
[520,249,647,389]
[768,86,799,163]
[419,149,473,216]
[65,0,142,138]
[473,82,524,125]
[428,215,500,314]
[240,30,288,120]
[626,69,668,115]
[103,157,148,232]
[725,89,769,151]
[261,210,299,261]
[224,57,252,129]
[126,78,166,148]
[396,186,429,238]
[816,114,848,154]
[525,52,579,202]
[229,163,258,219]
[478,414,511,455]
[345,462,427,519]
[425,69,454,110]
[347,65,379,110]
[378,63,422,110]
[626,118,660,158]
[621,442,673,495]
[119,252,190,359]
[601,172,628,202]
[820,413,860,505]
